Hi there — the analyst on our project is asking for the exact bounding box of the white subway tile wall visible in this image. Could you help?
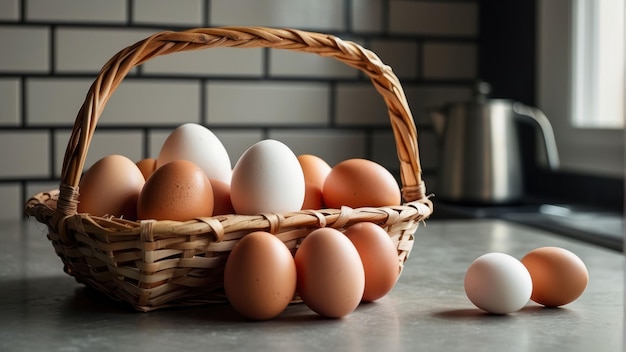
[144,48,265,77]
[26,78,92,125]
[103,80,202,126]
[268,129,367,167]
[206,81,330,126]
[0,184,20,220]
[336,83,389,126]
[0,0,19,21]
[26,0,127,23]
[0,26,49,72]
[0,78,20,126]
[269,51,357,78]
[54,130,145,177]
[55,28,160,72]
[369,40,420,80]
[351,0,383,33]
[0,131,50,178]
[210,0,346,31]
[389,1,478,36]
[423,42,478,79]
[132,0,204,27]
[0,0,477,220]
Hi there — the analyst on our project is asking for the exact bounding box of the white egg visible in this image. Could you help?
[464,252,533,314]
[157,123,232,184]
[230,139,305,215]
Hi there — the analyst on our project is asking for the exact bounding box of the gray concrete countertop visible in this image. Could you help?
[1,218,623,351]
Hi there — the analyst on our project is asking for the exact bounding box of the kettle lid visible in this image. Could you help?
[436,80,512,111]
[473,80,491,103]
[464,80,513,107]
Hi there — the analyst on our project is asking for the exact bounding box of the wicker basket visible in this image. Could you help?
[25,27,433,312]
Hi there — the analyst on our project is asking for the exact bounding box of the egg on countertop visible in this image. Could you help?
[78,154,145,220]
[230,139,305,215]
[295,227,365,318]
[224,231,297,320]
[137,159,214,221]
[157,123,232,184]
[344,222,400,302]
[521,246,589,307]
[464,252,533,314]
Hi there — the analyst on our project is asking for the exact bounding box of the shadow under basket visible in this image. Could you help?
[24,27,434,312]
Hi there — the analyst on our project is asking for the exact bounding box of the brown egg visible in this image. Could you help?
[344,222,400,302]
[137,160,214,221]
[78,154,145,220]
[224,231,297,320]
[521,246,589,307]
[209,178,235,216]
[295,227,364,318]
[136,158,157,180]
[323,158,401,209]
[297,154,331,210]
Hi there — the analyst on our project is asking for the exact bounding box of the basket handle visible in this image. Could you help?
[59,27,428,215]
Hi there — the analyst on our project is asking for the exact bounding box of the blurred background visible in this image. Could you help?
[0,0,478,219]
[0,0,623,251]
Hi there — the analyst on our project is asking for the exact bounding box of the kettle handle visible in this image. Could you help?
[512,102,560,169]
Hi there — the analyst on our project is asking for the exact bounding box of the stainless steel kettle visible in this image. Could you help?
[431,81,560,204]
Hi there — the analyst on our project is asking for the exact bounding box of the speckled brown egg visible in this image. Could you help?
[136,160,213,221]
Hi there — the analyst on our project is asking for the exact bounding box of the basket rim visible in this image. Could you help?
[25,188,433,239]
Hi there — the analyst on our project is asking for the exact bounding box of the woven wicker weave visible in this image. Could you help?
[25,27,433,312]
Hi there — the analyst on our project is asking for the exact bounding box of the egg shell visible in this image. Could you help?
[297,154,331,210]
[464,252,533,314]
[323,158,401,209]
[521,246,589,307]
[295,227,365,318]
[344,222,400,302]
[77,154,145,220]
[157,123,232,184]
[137,160,214,221]
[209,178,235,216]
[224,231,297,320]
[136,158,157,180]
[230,139,305,215]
